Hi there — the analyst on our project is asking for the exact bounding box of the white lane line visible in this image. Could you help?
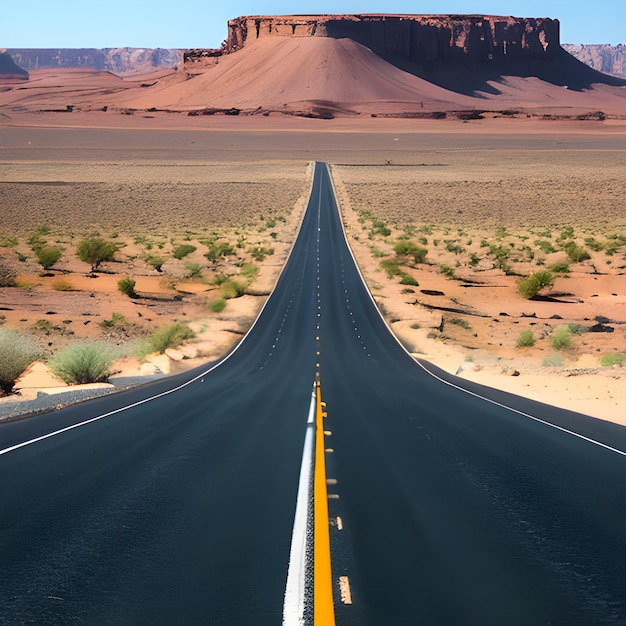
[324,164,626,459]
[282,385,316,626]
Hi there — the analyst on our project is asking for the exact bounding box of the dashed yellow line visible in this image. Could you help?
[314,381,335,626]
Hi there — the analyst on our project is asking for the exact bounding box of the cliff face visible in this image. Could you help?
[7,48,181,75]
[563,44,626,78]
[225,14,560,64]
[0,51,28,80]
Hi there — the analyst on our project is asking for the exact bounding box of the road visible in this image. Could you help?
[2,162,626,624]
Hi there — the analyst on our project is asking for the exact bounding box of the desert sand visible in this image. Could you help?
[0,107,624,426]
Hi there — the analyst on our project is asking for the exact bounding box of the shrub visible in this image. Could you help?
[222,279,246,299]
[393,241,428,264]
[100,312,126,328]
[534,239,556,254]
[76,237,118,271]
[563,241,590,263]
[117,277,137,298]
[517,271,555,299]
[148,323,194,354]
[36,245,62,270]
[239,262,259,281]
[439,264,455,278]
[584,237,604,252]
[399,272,419,286]
[543,353,564,367]
[551,325,572,350]
[52,277,76,291]
[380,259,401,278]
[249,246,273,262]
[210,298,227,313]
[145,255,165,272]
[185,262,202,278]
[173,244,197,260]
[600,353,625,367]
[0,234,18,247]
[549,262,570,274]
[450,318,472,331]
[516,330,536,347]
[205,241,235,262]
[0,328,41,393]
[50,341,117,384]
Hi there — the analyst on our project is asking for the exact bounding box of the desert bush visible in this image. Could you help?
[516,330,536,347]
[534,239,556,254]
[210,298,227,313]
[0,328,41,393]
[100,312,126,328]
[563,241,590,263]
[551,325,572,350]
[249,246,273,262]
[173,244,197,260]
[117,277,137,298]
[450,318,472,331]
[148,323,194,354]
[36,245,62,270]
[380,259,401,278]
[488,244,510,271]
[549,262,570,274]
[399,272,419,286]
[222,279,246,299]
[52,277,76,291]
[584,237,604,252]
[205,242,235,262]
[145,255,165,272]
[0,234,18,247]
[185,262,203,278]
[393,241,427,264]
[567,323,586,336]
[439,264,455,278]
[600,353,625,367]
[239,262,259,281]
[76,237,118,271]
[517,271,555,299]
[50,341,117,384]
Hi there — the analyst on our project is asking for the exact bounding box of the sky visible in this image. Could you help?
[2,1,624,49]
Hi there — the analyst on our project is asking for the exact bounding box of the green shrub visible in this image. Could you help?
[148,323,194,354]
[380,259,401,278]
[239,262,259,281]
[50,341,117,384]
[210,298,227,313]
[0,328,41,393]
[551,325,572,350]
[393,241,428,264]
[145,255,165,272]
[248,246,273,262]
[205,241,235,262]
[173,244,197,260]
[0,234,18,247]
[117,277,137,298]
[52,277,76,291]
[563,241,590,263]
[600,353,625,367]
[549,262,570,274]
[534,239,556,254]
[36,245,62,270]
[222,279,246,299]
[439,264,455,278]
[185,262,202,278]
[100,312,126,328]
[516,330,536,347]
[399,272,419,286]
[76,237,118,271]
[517,271,555,299]
[450,318,472,331]
[584,237,604,252]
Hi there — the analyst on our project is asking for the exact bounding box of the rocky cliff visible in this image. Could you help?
[563,44,626,78]
[217,15,624,94]
[7,48,181,75]
[0,51,28,80]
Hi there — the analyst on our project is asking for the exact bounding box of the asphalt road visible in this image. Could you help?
[2,162,626,624]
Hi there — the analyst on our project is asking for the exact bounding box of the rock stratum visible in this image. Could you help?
[0,51,28,80]
[1,15,625,118]
[563,44,626,78]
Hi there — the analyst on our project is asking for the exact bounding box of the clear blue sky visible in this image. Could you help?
[2,1,624,48]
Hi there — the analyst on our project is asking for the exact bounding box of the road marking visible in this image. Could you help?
[339,576,353,605]
[282,385,316,626]
[314,381,335,626]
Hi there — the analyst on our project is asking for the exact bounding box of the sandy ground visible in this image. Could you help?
[0,112,624,428]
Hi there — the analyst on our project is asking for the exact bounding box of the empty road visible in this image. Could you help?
[1,163,626,624]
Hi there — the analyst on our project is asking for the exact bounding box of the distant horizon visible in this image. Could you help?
[2,2,624,48]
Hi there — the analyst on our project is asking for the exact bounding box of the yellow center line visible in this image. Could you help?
[314,380,335,625]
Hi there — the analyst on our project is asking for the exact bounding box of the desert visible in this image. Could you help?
[0,13,625,426]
